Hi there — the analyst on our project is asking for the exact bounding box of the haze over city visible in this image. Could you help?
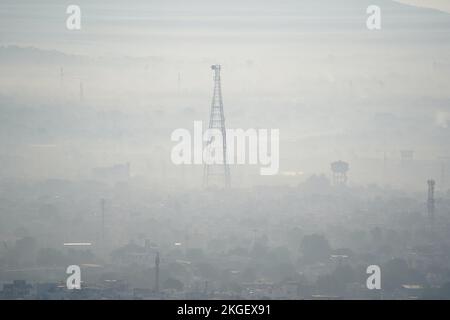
[1,0,450,300]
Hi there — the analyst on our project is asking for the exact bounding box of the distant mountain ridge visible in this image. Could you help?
[0,46,83,64]
[1,0,450,59]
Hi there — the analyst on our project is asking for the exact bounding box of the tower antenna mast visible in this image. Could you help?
[203,65,230,188]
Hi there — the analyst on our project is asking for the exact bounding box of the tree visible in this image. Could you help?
[186,248,205,261]
[300,234,331,264]
[36,248,66,266]
[333,264,355,284]
[382,258,408,291]
[315,274,342,296]
[438,282,450,299]
[163,278,184,291]
[195,262,219,280]
[286,227,303,249]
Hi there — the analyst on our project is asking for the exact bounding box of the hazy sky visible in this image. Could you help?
[396,0,450,13]
[1,0,449,188]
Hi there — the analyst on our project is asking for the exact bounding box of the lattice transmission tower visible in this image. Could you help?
[427,179,436,225]
[203,65,231,188]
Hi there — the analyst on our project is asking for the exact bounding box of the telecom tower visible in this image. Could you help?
[203,65,230,188]
[79,81,84,102]
[154,251,160,293]
[60,67,64,88]
[427,179,436,225]
[100,198,105,242]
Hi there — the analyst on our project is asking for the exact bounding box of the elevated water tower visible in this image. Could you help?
[331,160,349,186]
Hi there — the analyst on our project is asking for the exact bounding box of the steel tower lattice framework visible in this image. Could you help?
[154,251,160,293]
[427,179,436,225]
[203,65,230,188]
